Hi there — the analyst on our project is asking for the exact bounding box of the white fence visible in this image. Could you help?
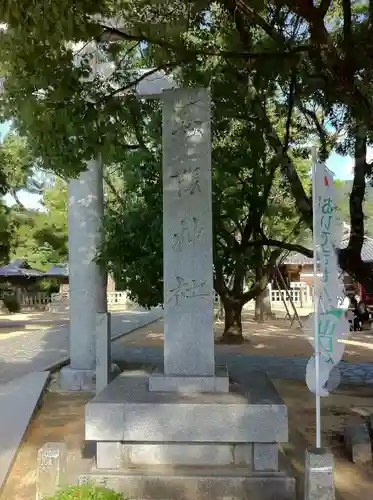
[20,292,51,307]
[49,291,131,311]
[271,288,313,307]
[2,286,313,311]
[0,290,132,311]
[107,291,128,305]
[0,291,51,309]
[214,284,313,309]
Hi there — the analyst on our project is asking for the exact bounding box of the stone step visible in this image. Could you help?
[92,464,285,476]
[79,466,296,500]
[96,442,279,471]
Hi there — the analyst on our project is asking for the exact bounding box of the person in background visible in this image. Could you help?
[348,295,359,331]
[349,295,357,309]
[356,299,370,326]
[339,295,350,310]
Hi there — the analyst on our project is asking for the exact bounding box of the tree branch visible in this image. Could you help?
[252,97,312,225]
[243,238,312,257]
[224,62,312,229]
[319,0,332,18]
[99,21,311,61]
[276,0,329,43]
[100,65,174,102]
[283,69,296,153]
[10,189,25,209]
[213,258,230,297]
[342,0,352,55]
[299,105,330,160]
[216,220,241,252]
[338,125,373,291]
[241,248,283,302]
[234,0,286,43]
[347,125,367,254]
[103,174,122,203]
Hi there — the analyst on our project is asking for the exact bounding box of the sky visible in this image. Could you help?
[0,119,357,210]
[0,121,43,209]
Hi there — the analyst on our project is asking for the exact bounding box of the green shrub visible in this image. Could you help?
[45,485,124,500]
[2,294,21,313]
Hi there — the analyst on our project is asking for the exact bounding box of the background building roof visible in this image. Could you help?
[0,259,45,278]
[44,263,69,277]
[282,223,373,265]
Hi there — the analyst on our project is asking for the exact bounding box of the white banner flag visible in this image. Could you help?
[305,160,349,397]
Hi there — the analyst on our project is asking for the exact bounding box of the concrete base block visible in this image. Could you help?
[110,363,121,380]
[148,366,229,393]
[344,422,372,464]
[85,369,294,499]
[79,468,296,500]
[96,442,253,469]
[58,366,96,392]
[253,443,279,472]
[86,371,288,442]
[304,448,335,500]
[58,364,121,392]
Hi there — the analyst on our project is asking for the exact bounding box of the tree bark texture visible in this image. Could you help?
[221,297,244,344]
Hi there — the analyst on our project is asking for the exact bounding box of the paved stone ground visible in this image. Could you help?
[112,313,373,386]
[0,308,162,384]
[112,343,373,385]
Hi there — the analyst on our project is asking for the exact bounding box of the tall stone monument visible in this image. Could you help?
[81,87,296,500]
[58,157,108,391]
[162,88,214,378]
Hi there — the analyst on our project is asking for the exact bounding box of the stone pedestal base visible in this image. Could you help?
[148,365,229,393]
[57,364,120,392]
[82,369,295,499]
[79,468,295,500]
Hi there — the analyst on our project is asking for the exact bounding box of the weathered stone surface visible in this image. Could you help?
[96,442,253,469]
[344,422,372,464]
[58,366,96,392]
[148,366,229,393]
[253,443,278,472]
[68,157,107,372]
[36,442,68,500]
[162,88,215,377]
[79,469,296,500]
[85,372,288,443]
[58,364,121,393]
[304,448,335,500]
[0,372,50,491]
[96,312,113,394]
[96,442,122,470]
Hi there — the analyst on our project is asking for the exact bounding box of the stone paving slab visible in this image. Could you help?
[111,344,373,386]
[0,308,162,385]
[0,371,50,492]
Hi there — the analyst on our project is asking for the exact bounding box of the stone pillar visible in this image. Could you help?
[95,312,111,394]
[304,448,335,500]
[58,157,107,391]
[162,88,215,377]
[36,442,68,500]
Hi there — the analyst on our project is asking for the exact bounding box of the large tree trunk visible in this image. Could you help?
[255,293,264,322]
[255,287,274,322]
[221,297,244,344]
[215,296,224,321]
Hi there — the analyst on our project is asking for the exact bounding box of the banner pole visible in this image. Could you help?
[311,146,322,448]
